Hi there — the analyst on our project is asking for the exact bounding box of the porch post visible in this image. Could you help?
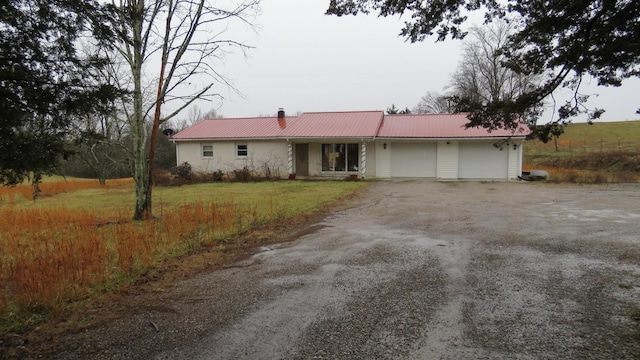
[287,141,294,177]
[360,142,366,179]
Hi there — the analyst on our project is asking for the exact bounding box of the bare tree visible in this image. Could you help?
[413,20,540,118]
[450,19,541,107]
[71,111,129,184]
[64,46,131,183]
[413,92,452,114]
[108,0,259,220]
[168,105,224,134]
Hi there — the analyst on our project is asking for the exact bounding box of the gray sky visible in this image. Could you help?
[209,0,640,123]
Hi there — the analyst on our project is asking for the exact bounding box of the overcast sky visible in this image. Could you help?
[202,0,640,123]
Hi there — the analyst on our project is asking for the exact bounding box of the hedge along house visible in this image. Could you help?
[171,109,529,180]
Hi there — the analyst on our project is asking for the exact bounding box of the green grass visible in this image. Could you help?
[9,180,363,217]
[0,180,366,337]
[524,120,640,183]
[526,120,640,156]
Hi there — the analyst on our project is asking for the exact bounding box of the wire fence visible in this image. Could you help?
[525,138,640,155]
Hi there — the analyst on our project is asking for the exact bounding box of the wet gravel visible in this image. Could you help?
[19,181,640,359]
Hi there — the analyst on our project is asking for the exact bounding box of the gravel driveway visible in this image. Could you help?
[37,181,640,359]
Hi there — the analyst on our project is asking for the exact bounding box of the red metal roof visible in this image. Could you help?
[171,116,299,139]
[172,111,529,140]
[282,111,384,138]
[377,113,530,138]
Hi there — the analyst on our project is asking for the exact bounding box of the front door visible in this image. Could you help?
[295,144,309,176]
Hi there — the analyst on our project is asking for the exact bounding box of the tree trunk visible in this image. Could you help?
[130,0,148,221]
[131,78,148,220]
[143,3,171,221]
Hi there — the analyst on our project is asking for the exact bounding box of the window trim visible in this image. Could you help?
[201,144,213,158]
[321,143,359,173]
[235,143,248,158]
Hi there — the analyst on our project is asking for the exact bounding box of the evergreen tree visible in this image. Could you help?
[0,0,116,185]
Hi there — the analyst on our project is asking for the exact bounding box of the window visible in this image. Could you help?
[202,145,213,157]
[322,143,359,172]
[236,144,248,157]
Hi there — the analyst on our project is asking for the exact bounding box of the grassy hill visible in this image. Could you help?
[524,120,640,183]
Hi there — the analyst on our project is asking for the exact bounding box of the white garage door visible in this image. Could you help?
[391,142,437,177]
[458,142,509,179]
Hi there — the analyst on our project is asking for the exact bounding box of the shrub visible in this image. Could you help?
[263,164,272,180]
[261,161,282,180]
[153,170,173,186]
[565,170,579,183]
[213,169,224,182]
[593,172,607,184]
[176,162,193,180]
[232,167,253,182]
[611,171,638,183]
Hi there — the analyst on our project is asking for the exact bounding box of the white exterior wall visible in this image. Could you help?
[507,142,523,179]
[436,141,459,179]
[176,138,524,180]
[375,140,391,178]
[175,140,288,177]
[364,142,375,178]
[306,140,375,178]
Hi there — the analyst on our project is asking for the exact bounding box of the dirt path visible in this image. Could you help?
[16,181,640,359]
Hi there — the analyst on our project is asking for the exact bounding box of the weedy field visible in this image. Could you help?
[0,178,364,335]
[524,120,640,183]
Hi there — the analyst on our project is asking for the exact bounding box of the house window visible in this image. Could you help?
[202,145,213,157]
[236,144,248,157]
[322,143,359,172]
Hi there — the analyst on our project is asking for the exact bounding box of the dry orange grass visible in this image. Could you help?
[0,197,264,319]
[0,178,133,203]
[0,178,364,333]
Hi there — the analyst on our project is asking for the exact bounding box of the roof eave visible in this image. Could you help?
[172,137,288,142]
[173,136,379,141]
[376,136,528,141]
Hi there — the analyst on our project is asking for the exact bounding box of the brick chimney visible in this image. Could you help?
[277,108,285,119]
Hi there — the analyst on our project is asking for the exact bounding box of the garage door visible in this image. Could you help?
[391,142,437,177]
[458,142,508,179]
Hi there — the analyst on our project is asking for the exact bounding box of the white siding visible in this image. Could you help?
[375,141,391,178]
[437,141,459,179]
[458,142,509,179]
[175,138,524,180]
[175,140,288,177]
[508,142,523,179]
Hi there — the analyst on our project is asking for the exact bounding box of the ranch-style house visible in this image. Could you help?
[170,109,529,180]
